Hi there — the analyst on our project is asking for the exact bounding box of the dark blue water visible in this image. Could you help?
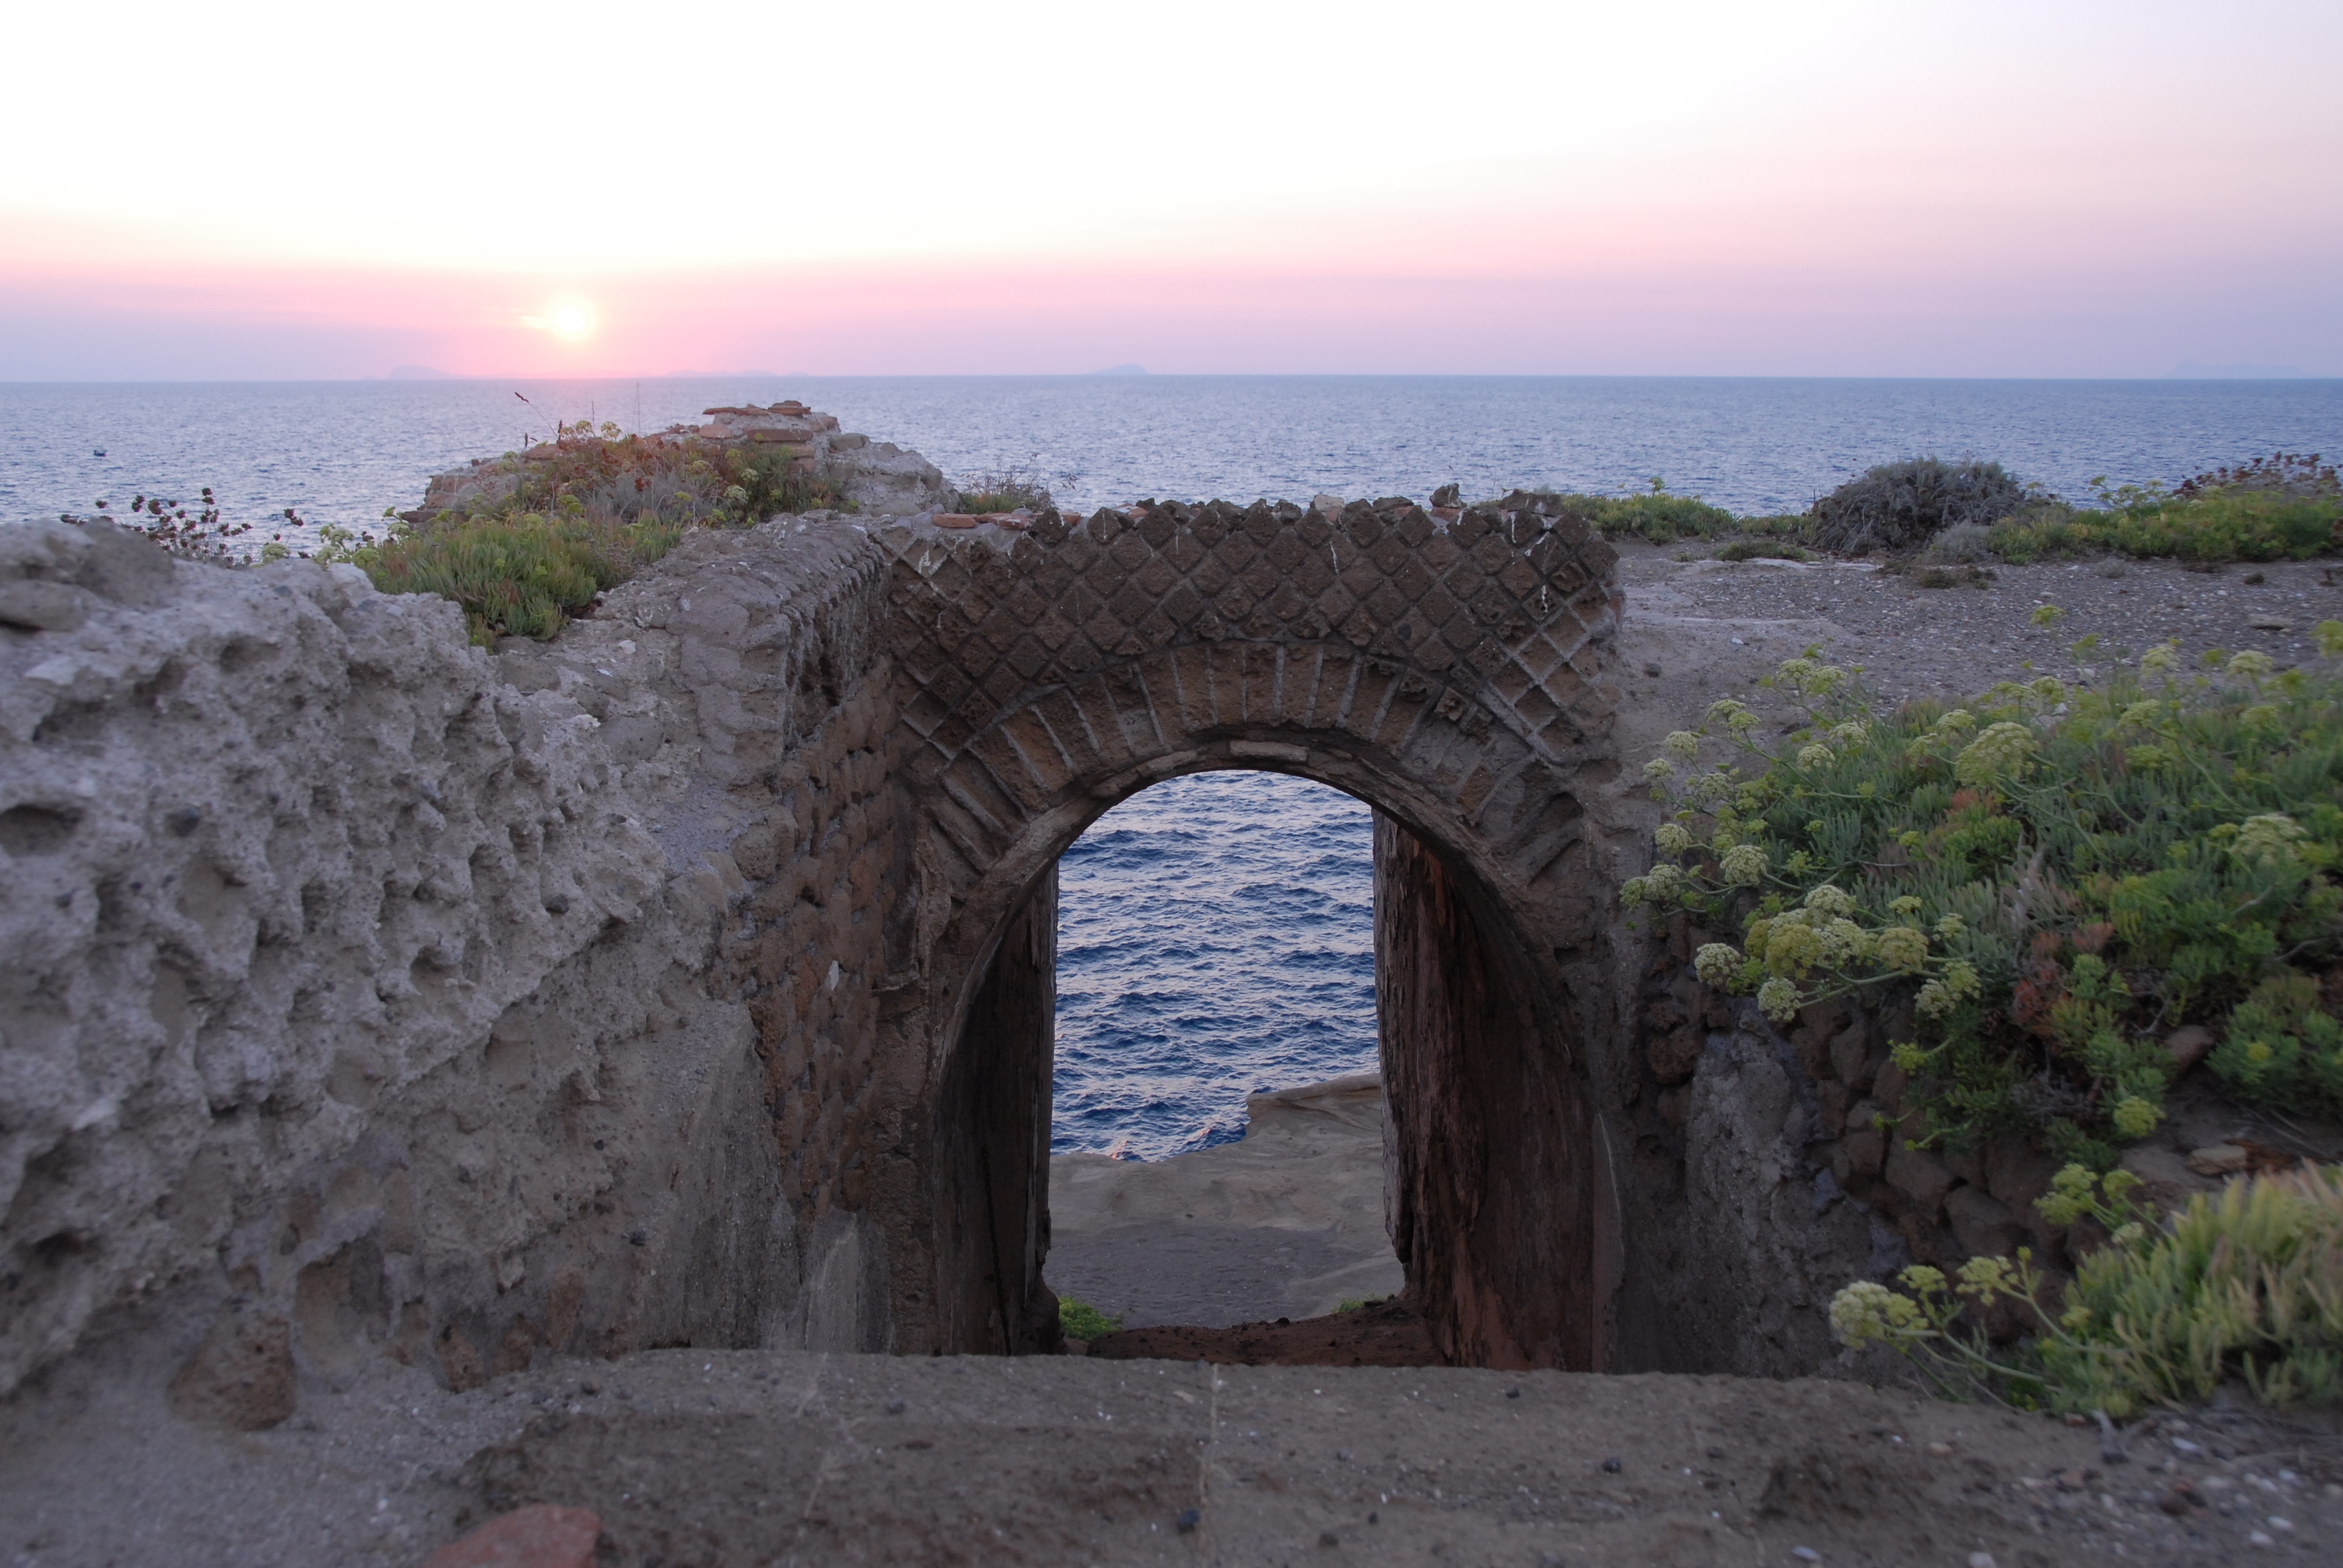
[5,374,2338,1154]
[5,376,2338,534]
[1053,772,1374,1160]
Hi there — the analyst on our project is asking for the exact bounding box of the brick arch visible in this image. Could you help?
[870,498,1628,1368]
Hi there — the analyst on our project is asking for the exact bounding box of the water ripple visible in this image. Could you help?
[1052,771,1374,1159]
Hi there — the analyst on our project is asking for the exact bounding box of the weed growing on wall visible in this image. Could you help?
[1830,1163,2343,1414]
[1628,632,2343,1168]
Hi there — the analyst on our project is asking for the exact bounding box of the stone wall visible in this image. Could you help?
[1612,909,2169,1376]
[1,514,906,1410]
[1372,816,1607,1370]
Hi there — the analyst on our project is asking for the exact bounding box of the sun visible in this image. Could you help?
[539,294,598,342]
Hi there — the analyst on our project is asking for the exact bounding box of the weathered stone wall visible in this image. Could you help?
[1,514,905,1408]
[1612,911,2133,1376]
[1372,816,1608,1370]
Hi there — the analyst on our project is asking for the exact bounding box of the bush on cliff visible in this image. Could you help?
[448,419,848,534]
[1805,457,2030,557]
[320,419,850,644]
[1627,629,2343,1169]
[952,468,1054,515]
[363,512,681,644]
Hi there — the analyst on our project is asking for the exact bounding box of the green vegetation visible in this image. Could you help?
[358,512,681,644]
[1832,1163,2343,1414]
[1058,1298,1121,1341]
[1807,458,2030,557]
[483,419,847,532]
[1493,479,1803,546]
[319,419,850,644]
[1988,487,2341,564]
[1333,1296,1390,1314]
[1628,632,2343,1167]
[952,468,1055,514]
[1922,452,2343,566]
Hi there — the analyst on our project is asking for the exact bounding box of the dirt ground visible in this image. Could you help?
[1611,541,2343,713]
[9,1339,2343,1566]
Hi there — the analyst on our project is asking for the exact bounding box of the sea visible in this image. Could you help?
[5,374,2337,1157]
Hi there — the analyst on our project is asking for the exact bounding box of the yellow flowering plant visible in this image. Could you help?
[1830,1165,2343,1415]
[1628,636,2343,1165]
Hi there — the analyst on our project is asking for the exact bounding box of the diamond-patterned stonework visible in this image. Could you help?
[877,497,1620,788]
[875,494,1625,975]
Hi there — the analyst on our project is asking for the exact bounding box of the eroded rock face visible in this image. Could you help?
[0,514,905,1402]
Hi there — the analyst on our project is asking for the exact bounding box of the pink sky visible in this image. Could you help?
[5,1,2339,379]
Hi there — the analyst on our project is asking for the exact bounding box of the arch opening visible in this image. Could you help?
[922,755,1608,1371]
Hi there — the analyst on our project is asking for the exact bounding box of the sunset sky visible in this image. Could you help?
[6,0,2338,379]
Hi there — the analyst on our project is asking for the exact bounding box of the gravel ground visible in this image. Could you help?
[8,1341,2340,1566]
[1617,541,2343,707]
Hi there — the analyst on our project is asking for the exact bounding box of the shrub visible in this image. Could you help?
[1924,523,1996,564]
[1486,481,1751,544]
[953,468,1054,514]
[2176,451,2338,502]
[1628,635,2343,1163]
[2208,972,2343,1109]
[62,490,254,563]
[1807,458,2029,556]
[338,420,852,644]
[1058,1298,1121,1341]
[364,512,681,645]
[1578,489,1744,543]
[1988,488,2342,564]
[1832,1163,2343,1414]
[1715,540,1811,563]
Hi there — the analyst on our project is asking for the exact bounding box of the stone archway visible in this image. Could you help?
[869,497,1628,1368]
